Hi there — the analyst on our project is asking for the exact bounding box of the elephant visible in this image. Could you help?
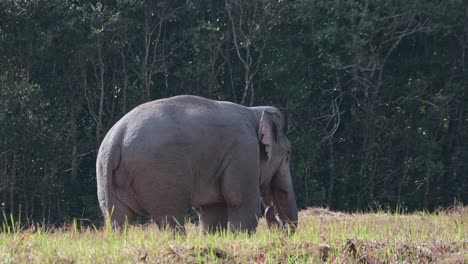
[264,205,281,229]
[96,95,298,233]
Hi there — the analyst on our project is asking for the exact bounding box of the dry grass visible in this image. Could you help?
[0,206,466,263]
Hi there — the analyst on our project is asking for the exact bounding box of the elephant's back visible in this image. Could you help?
[117,94,256,165]
[128,95,248,119]
[120,95,252,138]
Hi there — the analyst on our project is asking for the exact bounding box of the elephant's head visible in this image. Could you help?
[253,107,298,233]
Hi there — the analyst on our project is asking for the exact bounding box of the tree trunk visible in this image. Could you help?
[95,43,105,151]
[141,9,164,102]
[121,47,128,113]
[70,110,78,183]
[424,159,432,209]
[9,152,16,215]
[1,148,7,210]
[327,140,336,209]
[0,152,8,209]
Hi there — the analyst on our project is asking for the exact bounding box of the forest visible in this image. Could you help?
[0,0,466,225]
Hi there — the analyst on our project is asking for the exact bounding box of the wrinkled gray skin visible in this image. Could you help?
[96,95,298,234]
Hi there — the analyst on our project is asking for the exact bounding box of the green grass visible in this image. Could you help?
[0,206,466,263]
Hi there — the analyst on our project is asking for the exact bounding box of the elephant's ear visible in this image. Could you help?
[258,111,280,160]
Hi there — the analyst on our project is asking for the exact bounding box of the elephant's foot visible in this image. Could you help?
[227,206,259,234]
[103,196,135,230]
[154,214,186,235]
[197,204,228,235]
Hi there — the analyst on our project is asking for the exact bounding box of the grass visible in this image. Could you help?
[0,206,466,263]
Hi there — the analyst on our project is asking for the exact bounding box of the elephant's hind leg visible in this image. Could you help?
[105,194,136,230]
[152,212,186,234]
[132,153,191,234]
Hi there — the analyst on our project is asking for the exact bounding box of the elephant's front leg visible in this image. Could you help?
[227,204,261,233]
[197,203,228,234]
[222,145,262,233]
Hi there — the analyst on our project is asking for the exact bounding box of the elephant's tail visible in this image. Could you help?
[96,126,122,219]
[96,126,147,219]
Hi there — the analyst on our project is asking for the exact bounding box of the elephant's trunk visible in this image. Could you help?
[274,190,298,233]
[271,168,298,233]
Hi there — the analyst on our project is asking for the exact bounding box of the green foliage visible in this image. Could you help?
[0,0,466,224]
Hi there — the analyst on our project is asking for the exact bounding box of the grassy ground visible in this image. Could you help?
[0,207,466,263]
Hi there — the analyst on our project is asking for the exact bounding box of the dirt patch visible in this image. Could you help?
[341,238,467,264]
[159,245,232,263]
[300,207,347,218]
[256,237,332,263]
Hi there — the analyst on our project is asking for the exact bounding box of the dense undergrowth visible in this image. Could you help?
[0,207,466,263]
